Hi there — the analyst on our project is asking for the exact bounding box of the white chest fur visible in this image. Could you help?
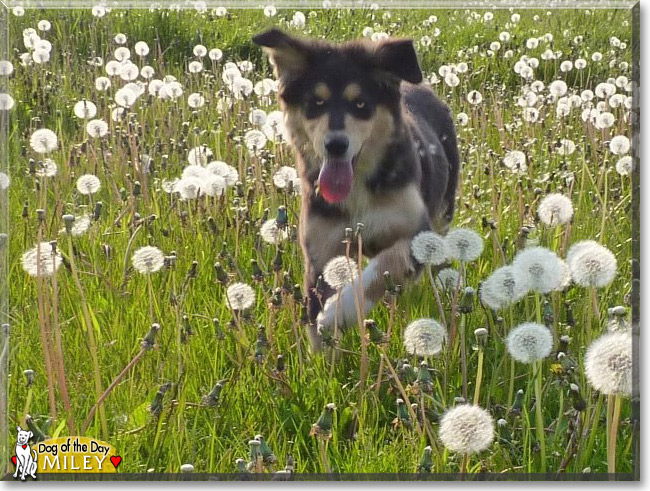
[344,183,426,250]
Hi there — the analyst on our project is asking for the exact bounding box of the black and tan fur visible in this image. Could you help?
[253,29,459,349]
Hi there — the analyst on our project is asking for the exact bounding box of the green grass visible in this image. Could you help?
[6,6,636,476]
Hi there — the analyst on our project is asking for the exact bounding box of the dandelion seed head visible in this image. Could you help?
[36,158,58,177]
[201,174,226,197]
[549,80,568,98]
[322,256,357,289]
[615,156,634,176]
[480,265,527,310]
[187,92,205,109]
[585,331,632,396]
[115,87,138,108]
[506,322,553,363]
[249,108,267,126]
[503,150,527,173]
[595,82,616,98]
[260,219,286,245]
[596,111,615,129]
[91,6,106,17]
[439,404,495,454]
[512,246,563,293]
[411,231,449,266]
[76,174,101,195]
[114,47,131,62]
[437,267,462,290]
[244,130,267,153]
[0,93,14,111]
[231,77,254,99]
[445,228,483,262]
[30,128,58,154]
[188,60,203,74]
[95,76,111,91]
[206,161,238,186]
[566,240,617,288]
[609,135,630,155]
[187,145,213,166]
[86,119,109,138]
[403,318,447,356]
[226,282,255,310]
[176,176,202,200]
[272,166,298,189]
[575,58,587,69]
[135,41,149,56]
[209,48,223,61]
[262,110,286,141]
[61,215,91,236]
[0,60,14,76]
[132,246,165,274]
[467,90,483,105]
[537,193,574,226]
[21,241,62,277]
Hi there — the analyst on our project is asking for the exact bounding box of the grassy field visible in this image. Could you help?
[4,5,637,477]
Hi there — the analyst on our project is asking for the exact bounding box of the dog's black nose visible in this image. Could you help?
[325,135,349,157]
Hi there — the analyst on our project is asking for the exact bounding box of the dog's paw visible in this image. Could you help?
[316,284,372,334]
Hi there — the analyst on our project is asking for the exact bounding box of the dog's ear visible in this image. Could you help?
[253,29,312,82]
[16,425,22,432]
[374,38,423,84]
[28,431,33,439]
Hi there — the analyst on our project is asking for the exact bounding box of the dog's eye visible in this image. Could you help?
[355,101,366,109]
[315,98,325,106]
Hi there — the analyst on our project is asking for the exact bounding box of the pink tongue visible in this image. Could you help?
[318,158,353,204]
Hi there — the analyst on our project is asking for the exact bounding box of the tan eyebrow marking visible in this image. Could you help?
[314,83,332,101]
[343,83,362,101]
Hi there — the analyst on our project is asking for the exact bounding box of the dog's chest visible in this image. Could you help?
[345,183,426,255]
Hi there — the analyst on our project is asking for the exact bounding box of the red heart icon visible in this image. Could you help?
[22,444,27,449]
[110,455,121,469]
[11,456,16,466]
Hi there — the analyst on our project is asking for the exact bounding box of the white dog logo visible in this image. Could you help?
[13,426,37,480]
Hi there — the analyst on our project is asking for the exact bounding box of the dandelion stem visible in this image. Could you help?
[22,386,33,421]
[460,453,469,474]
[35,235,57,419]
[379,352,425,439]
[81,347,147,434]
[473,347,484,405]
[534,360,546,472]
[460,313,468,401]
[508,358,515,409]
[66,235,108,437]
[375,292,396,394]
[449,262,464,345]
[121,221,144,291]
[581,392,603,469]
[318,439,332,474]
[51,259,75,433]
[607,394,622,474]
[355,232,368,397]
[426,264,447,330]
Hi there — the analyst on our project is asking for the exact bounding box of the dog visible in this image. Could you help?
[253,29,459,349]
[14,426,37,480]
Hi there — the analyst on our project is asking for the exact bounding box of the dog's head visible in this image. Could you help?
[253,29,422,204]
[16,426,33,445]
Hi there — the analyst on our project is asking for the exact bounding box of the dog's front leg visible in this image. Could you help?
[18,456,27,480]
[317,238,418,333]
[301,213,348,350]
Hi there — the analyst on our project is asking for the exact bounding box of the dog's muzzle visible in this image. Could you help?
[318,134,354,204]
